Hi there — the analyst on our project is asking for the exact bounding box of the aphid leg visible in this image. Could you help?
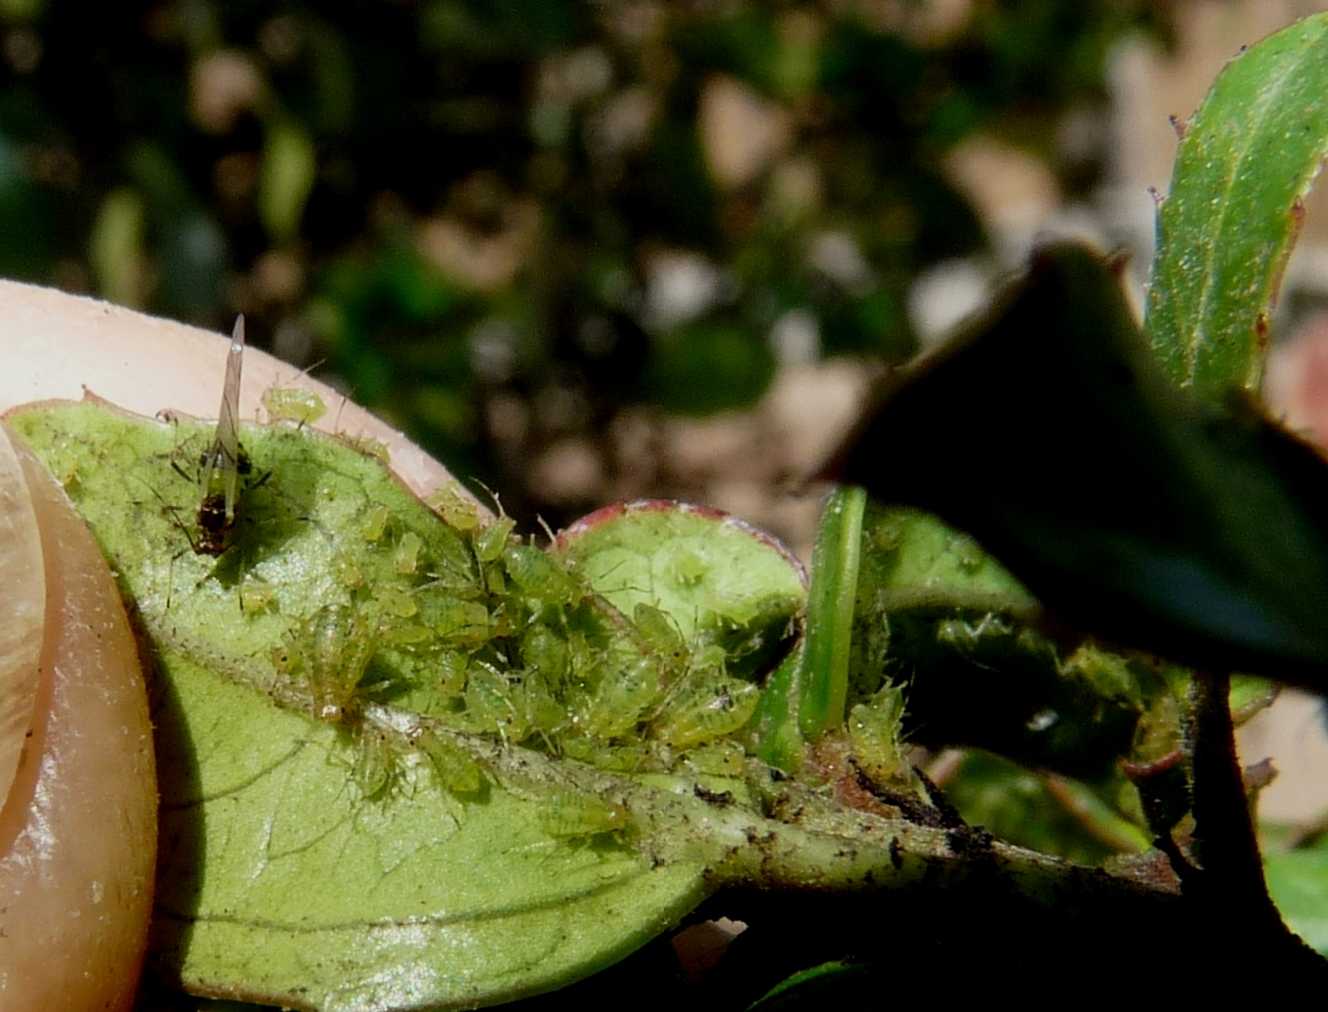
[536,514,557,545]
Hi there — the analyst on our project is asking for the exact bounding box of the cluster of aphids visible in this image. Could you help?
[295,483,761,800]
[185,323,764,812]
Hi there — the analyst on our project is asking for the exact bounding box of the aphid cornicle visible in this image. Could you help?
[195,315,251,556]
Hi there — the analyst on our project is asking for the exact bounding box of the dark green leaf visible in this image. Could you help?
[748,960,869,1010]
[831,243,1328,689]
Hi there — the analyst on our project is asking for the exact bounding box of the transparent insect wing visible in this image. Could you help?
[202,315,246,524]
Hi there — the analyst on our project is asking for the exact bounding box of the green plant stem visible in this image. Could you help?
[367,703,1173,910]
[797,486,866,741]
[1187,675,1291,921]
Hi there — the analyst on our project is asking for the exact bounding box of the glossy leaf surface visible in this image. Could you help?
[1146,14,1328,399]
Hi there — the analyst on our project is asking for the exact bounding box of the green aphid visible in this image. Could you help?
[566,631,602,686]
[374,584,419,619]
[581,657,662,740]
[474,516,516,564]
[664,546,709,587]
[868,513,905,553]
[335,553,365,590]
[520,670,566,737]
[394,530,424,575]
[426,483,482,532]
[847,683,908,787]
[239,577,276,615]
[415,730,484,795]
[690,642,729,674]
[292,603,378,723]
[379,621,434,647]
[464,662,531,741]
[560,736,653,772]
[261,385,328,426]
[653,677,760,750]
[340,432,391,463]
[483,561,507,596]
[633,603,688,675]
[351,727,396,801]
[682,740,748,778]
[434,599,491,646]
[425,525,482,594]
[362,503,390,543]
[503,543,582,607]
[436,649,469,696]
[522,622,569,687]
[935,613,1012,652]
[538,791,632,840]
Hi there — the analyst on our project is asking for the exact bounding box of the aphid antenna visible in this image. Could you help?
[535,514,557,547]
[264,357,327,396]
[331,390,348,430]
[470,477,508,520]
[261,356,329,430]
[533,725,560,755]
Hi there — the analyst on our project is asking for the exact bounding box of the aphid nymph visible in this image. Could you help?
[196,315,251,556]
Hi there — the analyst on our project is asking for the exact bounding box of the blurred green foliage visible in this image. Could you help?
[0,0,1168,518]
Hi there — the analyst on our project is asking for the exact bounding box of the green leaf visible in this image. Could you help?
[851,504,1035,617]
[555,498,807,680]
[750,640,805,771]
[944,752,1148,865]
[1266,839,1328,955]
[852,508,1159,779]
[149,653,708,1010]
[832,244,1328,691]
[845,512,1183,794]
[748,960,869,1010]
[6,391,1233,1006]
[1145,14,1328,399]
[7,402,824,1008]
[6,401,724,1008]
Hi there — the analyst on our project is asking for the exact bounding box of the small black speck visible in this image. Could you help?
[946,825,995,857]
[693,784,734,806]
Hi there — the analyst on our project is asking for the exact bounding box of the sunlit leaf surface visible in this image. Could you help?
[1146,14,1328,399]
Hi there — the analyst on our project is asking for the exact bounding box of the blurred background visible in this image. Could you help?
[4,0,1328,822]
[0,0,1187,539]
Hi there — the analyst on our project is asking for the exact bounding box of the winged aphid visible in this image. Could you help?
[195,316,251,556]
